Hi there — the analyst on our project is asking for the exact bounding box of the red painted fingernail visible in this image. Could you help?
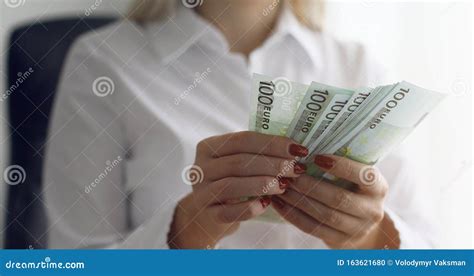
[289,144,308,157]
[272,197,285,208]
[279,178,292,190]
[294,163,306,174]
[314,155,335,170]
[260,197,271,208]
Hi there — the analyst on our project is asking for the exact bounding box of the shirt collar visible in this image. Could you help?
[147,4,319,67]
[146,6,227,65]
[272,4,321,68]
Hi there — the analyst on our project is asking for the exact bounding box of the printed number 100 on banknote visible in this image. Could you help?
[249,74,308,136]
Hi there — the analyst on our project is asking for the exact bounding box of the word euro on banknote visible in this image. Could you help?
[322,81,446,165]
[305,85,394,177]
[249,73,308,136]
[305,87,373,157]
[309,84,393,160]
[286,82,354,145]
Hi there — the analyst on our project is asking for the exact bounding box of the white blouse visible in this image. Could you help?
[44,6,437,249]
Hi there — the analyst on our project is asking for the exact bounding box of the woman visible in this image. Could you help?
[44,0,436,249]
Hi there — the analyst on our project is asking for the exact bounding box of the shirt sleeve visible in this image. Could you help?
[43,38,177,249]
[378,145,439,249]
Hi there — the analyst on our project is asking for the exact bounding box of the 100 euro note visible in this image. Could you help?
[249,74,446,223]
[307,82,446,187]
[304,84,397,181]
[304,87,372,159]
[249,73,308,135]
[286,82,354,144]
[313,85,391,157]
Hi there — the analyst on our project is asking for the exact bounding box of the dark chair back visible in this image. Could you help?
[5,17,114,249]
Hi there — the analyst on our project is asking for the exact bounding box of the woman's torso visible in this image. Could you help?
[48,6,388,248]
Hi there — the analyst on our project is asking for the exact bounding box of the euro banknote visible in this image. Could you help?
[248,74,446,223]
[304,87,372,158]
[249,73,308,136]
[322,81,446,164]
[286,82,354,144]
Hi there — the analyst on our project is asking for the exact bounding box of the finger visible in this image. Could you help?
[271,197,347,244]
[208,197,271,224]
[198,131,308,159]
[207,176,289,203]
[279,189,364,235]
[291,175,371,218]
[313,155,388,196]
[203,154,305,180]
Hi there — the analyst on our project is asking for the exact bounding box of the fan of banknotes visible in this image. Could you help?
[249,73,446,222]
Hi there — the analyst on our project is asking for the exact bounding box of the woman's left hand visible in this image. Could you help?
[272,155,400,249]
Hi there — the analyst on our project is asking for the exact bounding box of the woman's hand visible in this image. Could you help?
[272,155,400,249]
[168,131,308,249]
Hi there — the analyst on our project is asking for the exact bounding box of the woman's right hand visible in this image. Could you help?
[167,131,309,249]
